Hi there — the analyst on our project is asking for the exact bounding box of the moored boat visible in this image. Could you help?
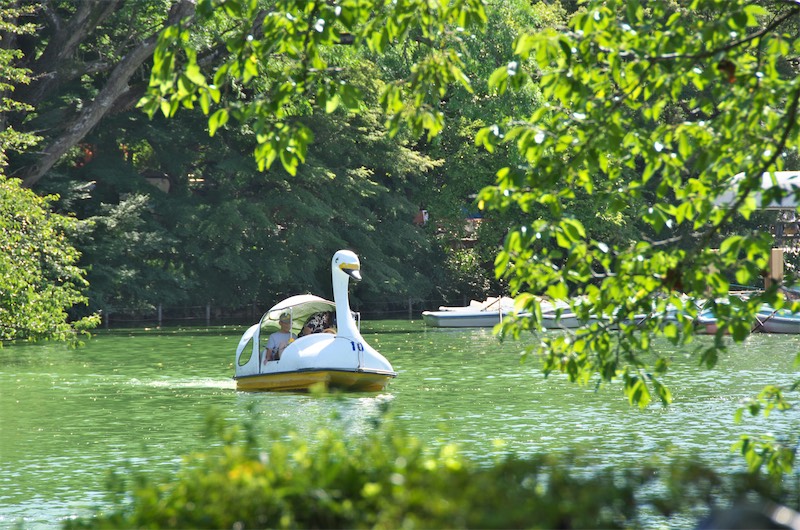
[233,250,397,392]
[752,305,800,334]
[695,302,800,334]
[540,299,650,330]
[421,297,523,328]
[695,307,720,334]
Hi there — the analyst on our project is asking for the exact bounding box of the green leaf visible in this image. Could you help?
[339,85,361,112]
[325,95,340,114]
[651,378,672,405]
[184,63,206,86]
[160,98,172,118]
[560,218,586,241]
[730,11,748,30]
[744,4,768,25]
[208,109,228,136]
[546,281,568,300]
[513,34,537,60]
[199,91,210,115]
[488,65,509,94]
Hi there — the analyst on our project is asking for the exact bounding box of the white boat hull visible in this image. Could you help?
[753,310,800,334]
[541,311,650,330]
[696,305,800,334]
[422,297,528,328]
[541,312,581,329]
[421,310,506,328]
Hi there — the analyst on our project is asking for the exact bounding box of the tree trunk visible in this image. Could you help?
[19,0,196,189]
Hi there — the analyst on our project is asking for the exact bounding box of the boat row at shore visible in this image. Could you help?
[421,295,800,335]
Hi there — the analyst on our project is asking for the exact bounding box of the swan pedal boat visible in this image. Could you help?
[234,251,397,392]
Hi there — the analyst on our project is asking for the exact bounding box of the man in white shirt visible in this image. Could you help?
[263,312,296,363]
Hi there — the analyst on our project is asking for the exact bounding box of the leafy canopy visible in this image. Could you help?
[140,0,486,175]
[0,2,39,171]
[478,0,800,475]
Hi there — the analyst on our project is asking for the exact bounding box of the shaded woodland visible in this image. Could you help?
[2,0,574,321]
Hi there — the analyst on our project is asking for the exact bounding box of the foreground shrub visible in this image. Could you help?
[66,410,797,529]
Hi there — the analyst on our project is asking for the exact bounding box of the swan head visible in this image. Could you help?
[332,249,361,281]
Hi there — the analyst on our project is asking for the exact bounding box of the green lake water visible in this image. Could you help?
[1,320,799,528]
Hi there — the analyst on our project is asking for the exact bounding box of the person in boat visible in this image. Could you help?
[323,311,337,334]
[300,311,336,336]
[263,312,296,363]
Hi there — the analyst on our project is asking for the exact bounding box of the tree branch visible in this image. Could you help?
[24,0,123,106]
[19,0,197,188]
[647,6,800,63]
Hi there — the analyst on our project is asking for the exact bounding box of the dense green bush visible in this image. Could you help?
[0,177,100,343]
[66,409,795,529]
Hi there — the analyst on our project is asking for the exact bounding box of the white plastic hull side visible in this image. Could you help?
[421,310,505,328]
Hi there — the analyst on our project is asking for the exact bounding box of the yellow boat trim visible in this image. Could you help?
[235,369,395,392]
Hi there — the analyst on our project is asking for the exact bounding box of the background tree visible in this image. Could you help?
[401,0,566,303]
[7,0,195,188]
[0,1,38,169]
[63,50,444,315]
[0,1,98,342]
[0,177,100,342]
[7,0,528,317]
[137,0,536,310]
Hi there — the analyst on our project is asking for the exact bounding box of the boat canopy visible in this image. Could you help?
[259,294,336,336]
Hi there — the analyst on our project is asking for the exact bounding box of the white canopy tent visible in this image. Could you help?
[715,171,800,211]
[714,171,800,289]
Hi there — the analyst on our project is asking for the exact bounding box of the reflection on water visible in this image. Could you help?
[1,323,798,528]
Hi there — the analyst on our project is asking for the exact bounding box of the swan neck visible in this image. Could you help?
[333,274,359,338]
